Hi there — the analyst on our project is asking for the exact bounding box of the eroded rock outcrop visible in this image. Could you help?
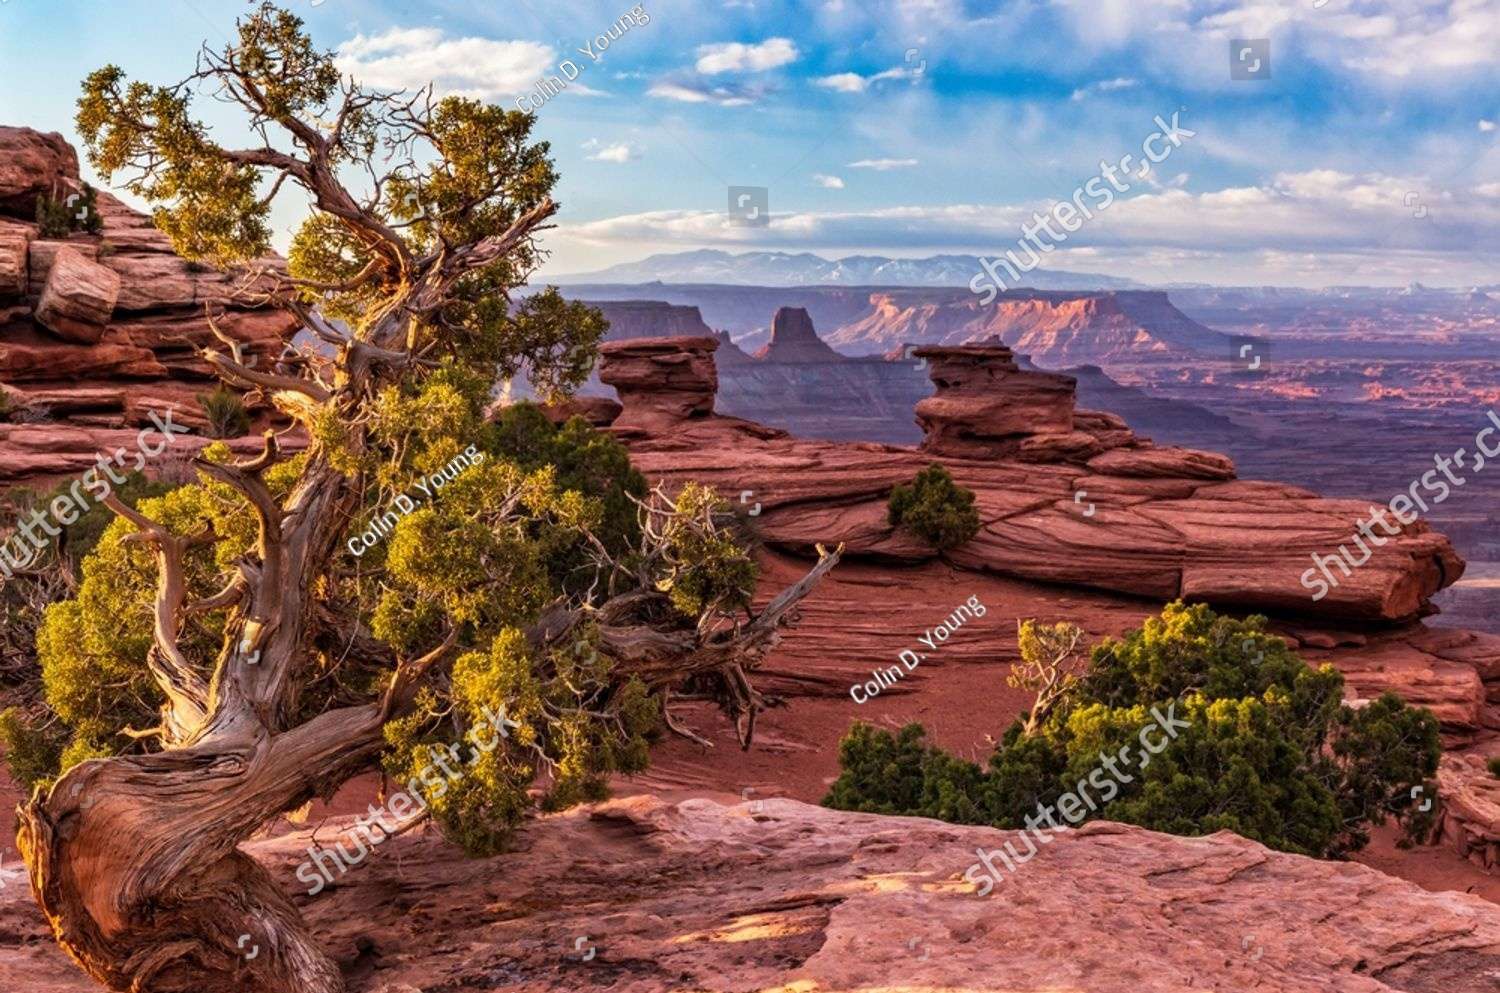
[0,125,297,482]
[597,335,719,433]
[10,793,1500,992]
[913,343,1079,458]
[599,335,1462,624]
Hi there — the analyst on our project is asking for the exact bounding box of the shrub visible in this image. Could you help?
[198,387,250,438]
[33,183,103,238]
[824,601,1441,858]
[887,463,980,550]
[1488,756,1500,778]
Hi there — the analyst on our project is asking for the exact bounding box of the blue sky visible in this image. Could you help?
[1,0,1496,286]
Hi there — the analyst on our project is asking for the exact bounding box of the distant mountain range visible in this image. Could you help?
[552,250,1139,290]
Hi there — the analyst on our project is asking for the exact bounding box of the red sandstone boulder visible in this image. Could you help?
[912,344,1078,458]
[35,247,120,344]
[26,238,99,295]
[0,220,31,299]
[598,335,719,431]
[0,126,78,214]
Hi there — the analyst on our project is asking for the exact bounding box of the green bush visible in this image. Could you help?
[198,387,250,439]
[1488,756,1500,778]
[0,706,67,791]
[34,183,103,238]
[887,463,980,550]
[824,601,1441,858]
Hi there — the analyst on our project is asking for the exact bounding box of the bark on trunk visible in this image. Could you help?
[18,700,388,992]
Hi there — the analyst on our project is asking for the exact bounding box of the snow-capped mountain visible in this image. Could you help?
[551,249,1138,289]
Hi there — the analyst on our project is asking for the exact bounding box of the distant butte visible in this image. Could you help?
[753,306,850,363]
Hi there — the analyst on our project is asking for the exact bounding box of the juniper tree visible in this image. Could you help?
[15,7,839,991]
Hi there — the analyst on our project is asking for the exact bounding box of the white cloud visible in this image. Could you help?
[694,37,800,74]
[813,174,846,188]
[816,72,869,93]
[1047,0,1500,79]
[583,139,641,163]
[815,62,924,93]
[335,28,555,100]
[647,80,758,106]
[559,171,1500,279]
[1069,77,1138,101]
[848,158,919,170]
[1482,120,1497,133]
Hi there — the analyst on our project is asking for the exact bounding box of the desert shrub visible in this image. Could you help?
[33,183,103,238]
[888,463,980,550]
[651,482,758,617]
[0,390,13,423]
[824,601,1441,858]
[0,706,68,791]
[489,402,647,592]
[198,386,250,438]
[1488,757,1500,778]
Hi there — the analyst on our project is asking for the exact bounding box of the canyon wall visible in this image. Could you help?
[0,126,297,480]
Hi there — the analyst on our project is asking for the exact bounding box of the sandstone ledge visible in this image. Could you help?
[11,794,1500,992]
[598,336,1463,624]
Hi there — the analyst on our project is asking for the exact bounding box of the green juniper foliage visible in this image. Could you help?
[33,183,104,238]
[8,1,799,867]
[825,601,1441,858]
[887,463,981,550]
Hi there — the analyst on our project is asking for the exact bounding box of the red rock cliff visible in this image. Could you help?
[0,125,298,479]
[596,335,1462,624]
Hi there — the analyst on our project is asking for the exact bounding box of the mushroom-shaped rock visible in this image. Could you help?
[598,335,719,431]
[912,344,1078,458]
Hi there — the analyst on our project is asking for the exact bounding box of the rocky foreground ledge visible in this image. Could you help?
[8,794,1499,992]
[595,333,1462,624]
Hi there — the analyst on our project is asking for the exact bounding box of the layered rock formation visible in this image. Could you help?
[828,288,1234,364]
[595,336,1462,624]
[0,125,297,481]
[11,792,1500,992]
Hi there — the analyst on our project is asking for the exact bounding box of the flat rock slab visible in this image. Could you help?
[10,794,1500,992]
